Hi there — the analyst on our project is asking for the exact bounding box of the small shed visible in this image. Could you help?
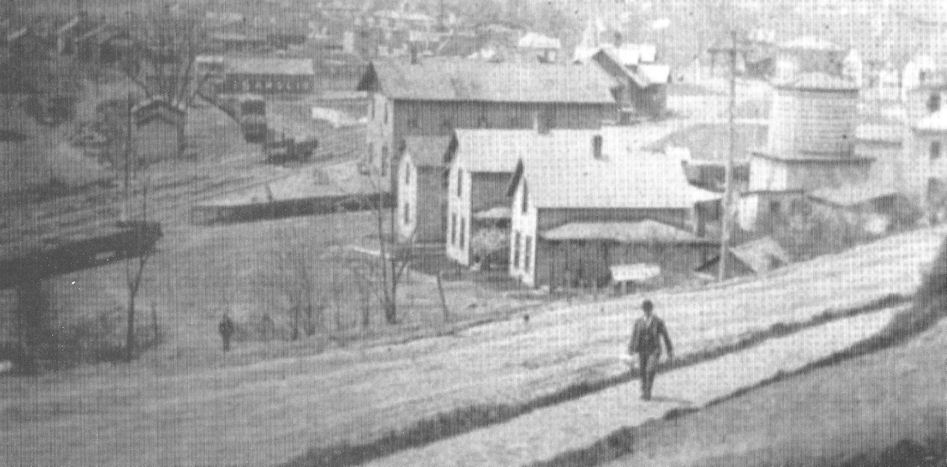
[131,98,186,164]
[696,236,791,279]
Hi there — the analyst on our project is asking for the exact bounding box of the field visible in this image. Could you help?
[2,223,944,466]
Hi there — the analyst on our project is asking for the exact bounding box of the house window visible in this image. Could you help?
[371,96,376,120]
[404,162,411,185]
[770,200,781,215]
[512,231,521,268]
[403,201,410,224]
[384,102,389,124]
[450,213,457,245]
[523,236,532,273]
[521,181,528,214]
[928,93,941,113]
[459,217,466,249]
[456,169,463,197]
[932,141,942,160]
[381,145,389,176]
[408,108,419,129]
[367,142,374,166]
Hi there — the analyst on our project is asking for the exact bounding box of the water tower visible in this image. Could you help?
[740,72,874,230]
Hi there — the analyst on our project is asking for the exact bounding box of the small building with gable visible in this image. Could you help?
[219,57,315,94]
[506,131,718,288]
[396,136,453,243]
[132,98,186,164]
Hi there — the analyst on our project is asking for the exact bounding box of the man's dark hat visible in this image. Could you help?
[642,299,654,311]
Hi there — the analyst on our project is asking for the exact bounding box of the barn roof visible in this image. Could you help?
[224,57,314,76]
[808,183,899,207]
[541,220,715,244]
[505,130,718,209]
[730,237,791,274]
[358,58,617,104]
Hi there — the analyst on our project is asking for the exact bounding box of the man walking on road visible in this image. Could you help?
[218,314,235,352]
[628,299,673,400]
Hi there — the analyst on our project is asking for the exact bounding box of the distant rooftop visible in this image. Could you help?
[808,183,899,207]
[774,72,859,92]
[358,58,617,104]
[224,57,314,76]
[778,36,844,52]
[517,32,561,50]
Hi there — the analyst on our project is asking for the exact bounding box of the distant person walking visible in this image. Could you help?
[628,300,673,400]
[218,314,235,352]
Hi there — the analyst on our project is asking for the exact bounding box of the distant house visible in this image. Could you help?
[589,48,669,119]
[516,32,561,62]
[397,136,453,243]
[445,129,527,266]
[506,131,718,288]
[907,109,947,220]
[132,98,186,163]
[356,58,619,185]
[773,36,847,82]
[696,236,790,280]
[219,57,315,94]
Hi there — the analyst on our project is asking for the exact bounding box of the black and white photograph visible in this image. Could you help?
[1,0,945,465]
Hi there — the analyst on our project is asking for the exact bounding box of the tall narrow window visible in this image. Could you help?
[403,201,410,224]
[928,93,941,113]
[523,236,532,273]
[384,102,389,124]
[450,213,457,245]
[404,162,411,185]
[459,217,466,250]
[407,108,419,129]
[932,141,942,160]
[456,168,463,197]
[513,232,521,268]
[521,181,528,213]
[381,145,389,176]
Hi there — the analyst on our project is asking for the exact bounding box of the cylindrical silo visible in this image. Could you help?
[766,72,859,158]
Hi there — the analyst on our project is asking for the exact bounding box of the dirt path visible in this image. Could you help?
[0,227,943,467]
[364,308,901,467]
[602,317,947,467]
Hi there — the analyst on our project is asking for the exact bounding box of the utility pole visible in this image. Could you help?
[718,17,737,281]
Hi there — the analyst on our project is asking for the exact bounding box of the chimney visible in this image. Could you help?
[533,111,550,134]
[592,134,603,159]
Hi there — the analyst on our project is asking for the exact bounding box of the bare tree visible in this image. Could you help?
[124,181,155,362]
[126,6,208,111]
[271,225,318,341]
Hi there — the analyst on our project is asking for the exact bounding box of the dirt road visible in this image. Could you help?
[364,308,901,467]
[603,316,947,467]
[1,226,942,466]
